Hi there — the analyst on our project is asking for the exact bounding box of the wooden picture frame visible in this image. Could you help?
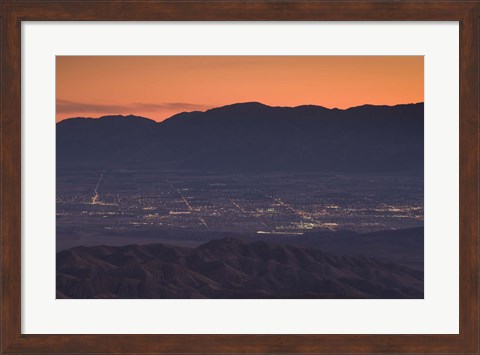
[1,1,478,353]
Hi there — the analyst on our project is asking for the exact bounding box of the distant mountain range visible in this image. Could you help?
[57,102,424,173]
[56,237,423,299]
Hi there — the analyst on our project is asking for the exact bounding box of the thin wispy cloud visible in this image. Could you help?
[56,99,210,115]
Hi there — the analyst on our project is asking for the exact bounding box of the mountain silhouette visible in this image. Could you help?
[57,102,424,173]
[56,237,423,299]
[254,227,424,270]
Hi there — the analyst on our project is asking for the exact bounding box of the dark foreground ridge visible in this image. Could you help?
[57,102,424,173]
[57,237,423,299]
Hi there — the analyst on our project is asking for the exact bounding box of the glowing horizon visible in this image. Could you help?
[57,100,425,123]
[56,56,424,122]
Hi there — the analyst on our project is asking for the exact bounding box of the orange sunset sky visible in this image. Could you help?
[56,56,423,122]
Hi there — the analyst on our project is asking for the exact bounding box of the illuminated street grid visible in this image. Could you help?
[56,169,423,238]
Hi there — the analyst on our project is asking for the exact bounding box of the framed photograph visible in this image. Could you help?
[1,1,478,354]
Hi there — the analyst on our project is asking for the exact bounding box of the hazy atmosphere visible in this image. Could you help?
[56,56,423,122]
[56,56,424,299]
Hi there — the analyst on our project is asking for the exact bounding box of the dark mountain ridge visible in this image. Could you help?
[57,102,424,173]
[56,237,423,299]
[255,227,424,270]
